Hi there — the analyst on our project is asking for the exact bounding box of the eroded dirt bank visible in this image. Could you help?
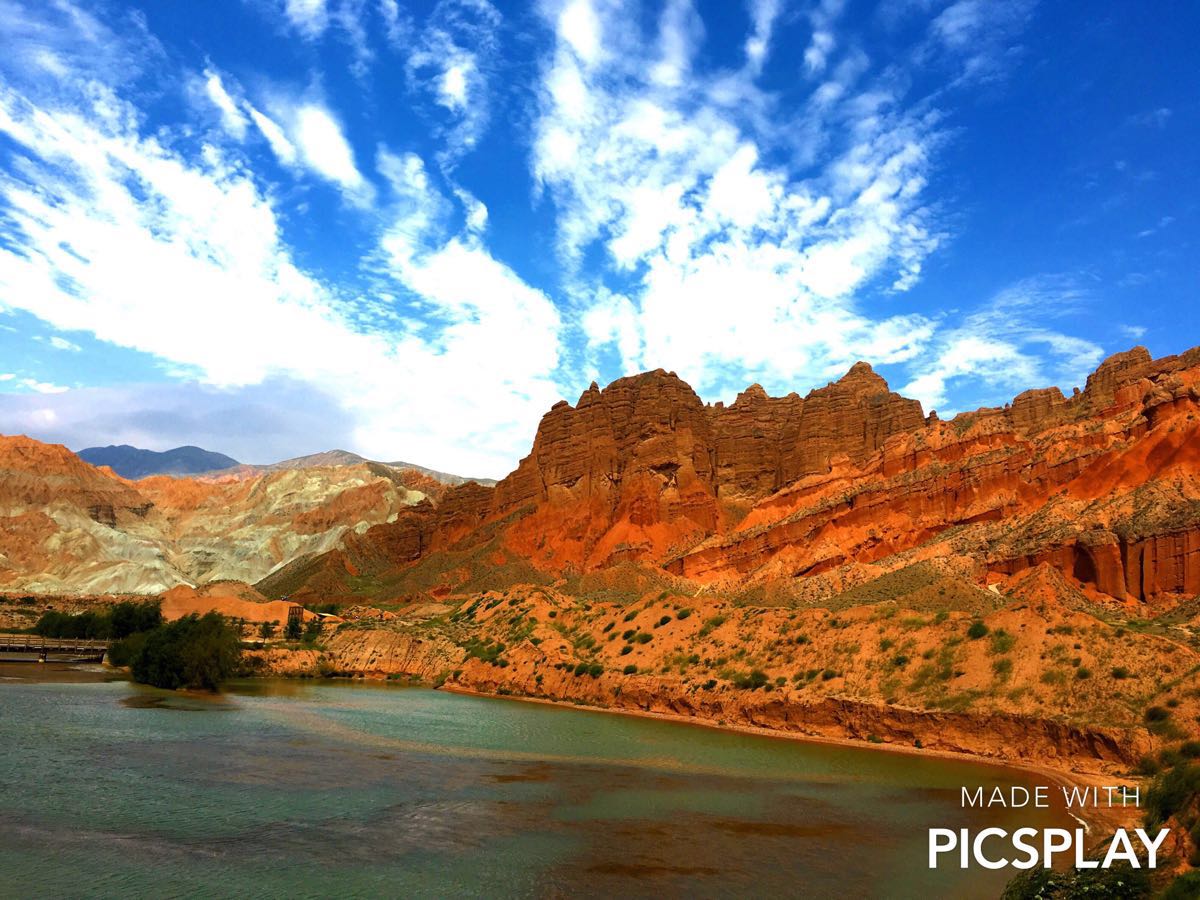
[247,582,1191,779]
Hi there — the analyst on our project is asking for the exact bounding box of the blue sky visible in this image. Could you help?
[0,0,1195,476]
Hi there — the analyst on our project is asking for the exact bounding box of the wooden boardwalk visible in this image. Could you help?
[0,634,110,661]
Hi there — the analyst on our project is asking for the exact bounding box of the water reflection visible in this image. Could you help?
[0,667,1070,899]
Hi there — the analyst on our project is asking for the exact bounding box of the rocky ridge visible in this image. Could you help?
[267,345,1200,612]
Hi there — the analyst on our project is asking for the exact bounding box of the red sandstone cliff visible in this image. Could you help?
[262,344,1200,609]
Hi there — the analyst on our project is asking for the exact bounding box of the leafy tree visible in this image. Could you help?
[34,600,162,640]
[129,613,241,691]
[109,601,163,638]
[35,609,109,639]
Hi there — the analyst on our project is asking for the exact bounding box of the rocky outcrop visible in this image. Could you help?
[778,362,926,481]
[1082,346,1153,410]
[13,344,1200,611]
[255,344,1200,606]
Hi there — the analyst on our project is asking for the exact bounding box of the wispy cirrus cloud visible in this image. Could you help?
[533,0,942,396]
[0,0,1133,476]
[901,275,1105,413]
[0,0,563,475]
[404,0,503,167]
[195,66,373,204]
[925,0,1037,84]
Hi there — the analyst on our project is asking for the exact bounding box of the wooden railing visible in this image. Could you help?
[0,634,111,655]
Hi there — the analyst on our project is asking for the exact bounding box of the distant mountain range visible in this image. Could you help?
[78,444,239,479]
[77,444,495,486]
[258,450,496,487]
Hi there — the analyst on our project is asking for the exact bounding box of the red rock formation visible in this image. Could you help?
[299,345,1200,607]
[12,344,1200,612]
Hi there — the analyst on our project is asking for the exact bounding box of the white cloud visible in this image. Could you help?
[533,0,941,397]
[1126,107,1172,129]
[0,80,562,476]
[1118,324,1147,340]
[4,376,70,394]
[901,276,1105,413]
[377,0,411,45]
[219,89,372,202]
[404,0,502,165]
[926,0,1035,84]
[580,290,642,372]
[283,0,329,37]
[1136,215,1174,239]
[744,0,783,73]
[801,0,844,75]
[291,103,369,197]
[202,69,249,139]
[48,335,81,351]
[246,104,298,164]
[557,0,604,65]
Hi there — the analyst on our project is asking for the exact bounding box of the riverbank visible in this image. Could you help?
[248,592,1167,787]
[1,655,1141,834]
[250,637,1148,834]
[2,673,1080,899]
[440,682,1142,833]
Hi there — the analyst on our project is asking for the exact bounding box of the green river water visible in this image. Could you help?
[0,664,1070,898]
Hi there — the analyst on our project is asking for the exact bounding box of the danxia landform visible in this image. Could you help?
[4,344,1200,794]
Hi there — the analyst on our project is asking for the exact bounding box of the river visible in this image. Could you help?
[0,663,1070,898]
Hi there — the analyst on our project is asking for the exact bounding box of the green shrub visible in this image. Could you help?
[622,664,637,674]
[35,600,163,640]
[109,601,164,638]
[1111,666,1130,679]
[655,615,671,628]
[1001,864,1151,899]
[1075,666,1092,680]
[1135,754,1160,776]
[675,608,692,620]
[107,631,148,667]
[967,620,989,640]
[1180,741,1200,759]
[733,669,769,690]
[989,629,1015,654]
[129,613,241,691]
[1145,706,1171,723]
[1162,872,1200,900]
[635,633,653,644]
[463,638,507,665]
[1145,761,1200,828]
[821,669,838,681]
[620,645,633,655]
